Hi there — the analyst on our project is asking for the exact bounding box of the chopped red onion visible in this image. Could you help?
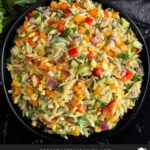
[98,18,103,23]
[100,122,109,131]
[136,67,141,74]
[121,66,127,72]
[97,56,103,61]
[112,35,118,41]
[63,69,71,76]
[47,78,59,90]
[91,36,99,45]
[109,40,115,49]
[71,35,79,40]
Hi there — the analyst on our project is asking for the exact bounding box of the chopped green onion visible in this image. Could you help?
[118,52,129,60]
[47,26,54,32]
[64,27,73,37]
[85,29,90,35]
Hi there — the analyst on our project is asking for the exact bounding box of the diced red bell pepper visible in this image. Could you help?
[64,12,73,18]
[27,12,33,20]
[28,38,36,46]
[92,67,103,77]
[122,70,133,82]
[85,17,93,24]
[70,99,78,107]
[96,108,101,113]
[67,103,73,110]
[68,47,78,57]
[103,100,116,115]
[25,55,33,61]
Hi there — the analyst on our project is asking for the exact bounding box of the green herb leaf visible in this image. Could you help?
[85,29,90,35]
[64,27,73,37]
[133,74,142,81]
[100,102,107,110]
[118,52,129,60]
[47,26,54,32]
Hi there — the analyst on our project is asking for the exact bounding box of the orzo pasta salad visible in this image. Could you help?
[7,0,144,138]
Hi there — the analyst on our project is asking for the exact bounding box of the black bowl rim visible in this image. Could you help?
[1,0,150,143]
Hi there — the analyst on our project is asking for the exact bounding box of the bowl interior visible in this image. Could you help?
[1,0,149,143]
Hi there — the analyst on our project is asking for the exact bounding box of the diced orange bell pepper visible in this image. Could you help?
[112,12,119,19]
[77,104,87,113]
[74,15,85,24]
[64,12,73,18]
[39,33,47,39]
[15,41,20,46]
[71,128,80,136]
[48,18,56,25]
[23,20,28,30]
[88,9,98,17]
[59,2,69,11]
[57,20,65,32]
[39,60,49,70]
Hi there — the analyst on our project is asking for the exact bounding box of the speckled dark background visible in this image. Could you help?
[0,0,150,144]
[111,0,150,25]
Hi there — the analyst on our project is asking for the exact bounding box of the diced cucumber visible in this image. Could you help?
[133,40,142,49]
[21,72,28,83]
[71,60,78,68]
[121,18,129,28]
[34,12,41,23]
[78,64,91,76]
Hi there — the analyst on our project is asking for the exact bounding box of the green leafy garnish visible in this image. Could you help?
[0,0,36,34]
[100,102,107,110]
[64,27,73,37]
[125,83,133,89]
[131,98,138,102]
[47,26,54,32]
[133,74,142,81]
[0,1,4,33]
[118,52,129,60]
[85,29,90,35]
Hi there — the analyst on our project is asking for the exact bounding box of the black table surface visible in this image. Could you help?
[0,1,150,144]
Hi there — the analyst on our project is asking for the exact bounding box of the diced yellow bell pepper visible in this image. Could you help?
[71,128,80,136]
[50,1,58,8]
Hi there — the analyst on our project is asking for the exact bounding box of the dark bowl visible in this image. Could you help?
[0,0,150,143]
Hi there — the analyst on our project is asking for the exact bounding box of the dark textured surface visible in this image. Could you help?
[111,0,150,25]
[0,0,150,144]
